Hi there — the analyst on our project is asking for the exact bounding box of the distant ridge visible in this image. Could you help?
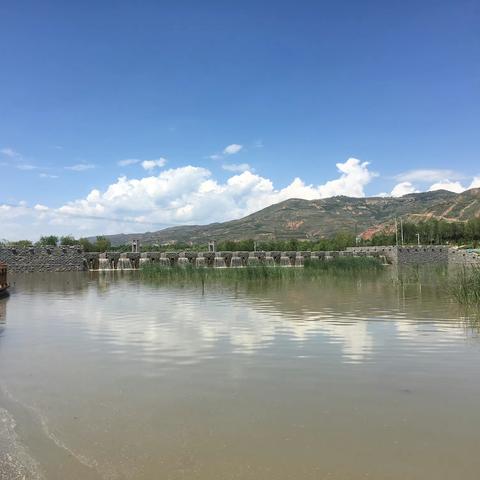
[101,188,480,246]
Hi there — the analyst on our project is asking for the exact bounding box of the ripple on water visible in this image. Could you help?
[1,272,480,479]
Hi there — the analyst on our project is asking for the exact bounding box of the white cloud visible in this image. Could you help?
[141,158,167,171]
[1,147,20,158]
[0,157,377,240]
[65,163,96,172]
[314,158,376,198]
[5,151,480,242]
[16,164,37,171]
[222,163,252,173]
[1,147,41,171]
[391,181,419,197]
[210,143,244,160]
[118,158,141,167]
[396,169,464,183]
[428,180,465,193]
[34,204,49,212]
[469,177,480,189]
[223,144,243,155]
[39,173,59,179]
[425,176,480,193]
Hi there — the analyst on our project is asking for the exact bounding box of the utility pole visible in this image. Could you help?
[400,218,404,246]
[416,233,420,246]
[395,218,399,246]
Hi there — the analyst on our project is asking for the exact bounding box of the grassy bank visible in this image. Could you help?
[451,267,480,308]
[140,256,384,284]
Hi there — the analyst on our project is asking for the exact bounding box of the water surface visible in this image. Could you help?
[0,270,479,479]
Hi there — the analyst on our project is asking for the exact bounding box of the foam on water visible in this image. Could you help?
[0,407,44,480]
[0,383,105,479]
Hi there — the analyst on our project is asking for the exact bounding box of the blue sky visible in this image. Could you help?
[1,0,479,239]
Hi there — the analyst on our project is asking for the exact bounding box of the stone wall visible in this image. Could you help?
[348,245,480,267]
[0,247,86,273]
[397,246,448,265]
[346,246,398,263]
[448,249,480,267]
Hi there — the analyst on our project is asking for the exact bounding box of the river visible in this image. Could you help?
[0,269,479,479]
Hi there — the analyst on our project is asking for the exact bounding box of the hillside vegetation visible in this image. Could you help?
[100,188,480,246]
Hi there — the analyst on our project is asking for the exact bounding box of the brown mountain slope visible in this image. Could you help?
[103,188,480,246]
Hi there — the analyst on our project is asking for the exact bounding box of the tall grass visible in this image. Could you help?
[451,267,480,308]
[303,256,383,272]
[140,256,383,285]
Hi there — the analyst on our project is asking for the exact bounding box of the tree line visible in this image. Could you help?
[0,235,112,252]
[2,218,480,252]
[367,218,480,247]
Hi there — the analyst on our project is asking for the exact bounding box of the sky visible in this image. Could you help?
[1,0,479,240]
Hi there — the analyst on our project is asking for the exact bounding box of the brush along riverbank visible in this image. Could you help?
[140,256,384,284]
[450,267,480,308]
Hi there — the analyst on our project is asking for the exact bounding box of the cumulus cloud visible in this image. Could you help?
[314,158,376,198]
[34,204,49,212]
[61,157,373,223]
[65,163,95,171]
[222,163,252,173]
[394,168,480,195]
[396,169,464,182]
[0,202,47,240]
[469,177,480,189]
[223,144,243,155]
[391,181,419,197]
[0,157,377,239]
[141,158,167,171]
[428,180,466,193]
[392,171,480,196]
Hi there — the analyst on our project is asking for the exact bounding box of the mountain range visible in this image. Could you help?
[102,188,480,246]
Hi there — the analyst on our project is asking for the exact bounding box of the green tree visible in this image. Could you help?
[10,239,33,248]
[95,236,111,252]
[37,235,58,246]
[60,235,78,246]
[78,238,95,252]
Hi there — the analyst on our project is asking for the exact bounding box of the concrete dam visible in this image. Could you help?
[83,249,383,271]
[0,246,479,273]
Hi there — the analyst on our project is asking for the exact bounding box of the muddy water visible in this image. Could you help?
[0,270,479,479]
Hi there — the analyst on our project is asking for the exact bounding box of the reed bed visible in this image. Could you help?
[140,256,383,284]
[451,267,480,308]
